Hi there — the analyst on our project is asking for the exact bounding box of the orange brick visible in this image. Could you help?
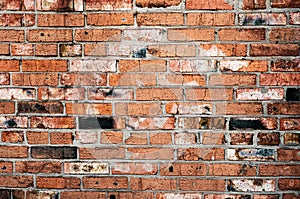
[61,73,107,86]
[0,14,35,27]
[250,44,299,56]
[131,178,176,190]
[86,0,132,10]
[118,60,166,72]
[218,28,265,41]
[270,28,300,41]
[179,179,226,191]
[168,28,215,41]
[87,13,134,26]
[209,74,256,86]
[219,60,268,72]
[0,176,33,188]
[125,133,148,145]
[187,13,235,26]
[128,117,176,130]
[178,148,225,160]
[38,14,84,27]
[35,44,58,56]
[30,117,76,129]
[160,163,206,176]
[37,177,80,189]
[84,44,106,56]
[0,162,13,173]
[59,44,82,57]
[0,102,15,114]
[0,30,24,42]
[109,74,156,86]
[11,44,34,56]
[75,29,121,41]
[136,0,180,7]
[27,29,72,42]
[199,44,247,57]
[202,132,225,145]
[50,132,73,144]
[136,88,183,101]
[0,44,9,55]
[137,13,184,26]
[26,131,49,144]
[241,0,266,9]
[150,132,172,145]
[66,103,112,115]
[101,132,123,144]
[83,177,128,189]
[12,73,58,86]
[278,179,300,190]
[187,88,234,101]
[22,60,67,72]
[0,0,34,10]
[0,146,28,158]
[127,148,174,160]
[80,147,125,159]
[112,163,157,175]
[148,44,196,57]
[186,0,233,9]
[209,164,256,176]
[215,103,263,115]
[115,103,162,116]
[261,74,300,86]
[1,131,23,143]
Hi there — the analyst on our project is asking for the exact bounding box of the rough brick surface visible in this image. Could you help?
[0,0,298,197]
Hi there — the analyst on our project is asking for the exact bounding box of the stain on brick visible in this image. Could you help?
[229,119,267,130]
[64,162,109,174]
[18,102,63,114]
[257,132,280,145]
[132,48,147,58]
[31,146,77,159]
[79,117,115,129]
[230,133,253,145]
[286,88,300,101]
[228,179,275,192]
[228,148,275,161]
[284,133,300,145]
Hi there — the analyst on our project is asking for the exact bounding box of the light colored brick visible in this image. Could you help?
[64,162,109,174]
[70,60,116,72]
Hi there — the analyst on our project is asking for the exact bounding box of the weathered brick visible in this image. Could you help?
[230,133,253,145]
[125,133,148,145]
[38,87,84,100]
[278,179,300,190]
[169,60,216,72]
[209,164,256,176]
[227,148,275,161]
[219,60,268,72]
[268,103,300,115]
[209,74,256,86]
[271,59,300,72]
[199,44,247,57]
[150,132,172,145]
[251,44,299,56]
[86,0,132,10]
[158,74,206,86]
[11,44,34,56]
[178,148,225,160]
[0,102,15,114]
[88,88,133,100]
[22,60,67,72]
[100,131,123,144]
[0,73,9,85]
[136,88,183,101]
[13,73,58,86]
[0,44,9,55]
[0,176,33,188]
[260,164,300,176]
[236,88,284,100]
[290,12,300,24]
[26,190,57,199]
[157,193,202,199]
[27,29,72,42]
[0,146,28,158]
[131,178,176,190]
[107,43,131,56]
[272,0,300,8]
[0,116,28,128]
[283,193,300,199]
[83,177,128,189]
[36,0,75,11]
[27,131,49,144]
[228,179,275,192]
[280,118,300,130]
[75,29,121,42]
[253,195,279,199]
[239,13,286,26]
[16,161,61,173]
[50,132,73,144]
[38,14,84,26]
[136,0,180,7]
[112,163,157,175]
[59,44,82,57]
[70,60,116,72]
[202,132,225,145]
[84,44,106,56]
[88,13,133,26]
[205,194,252,199]
[80,147,125,159]
[0,60,19,71]
[257,132,280,145]
[186,88,233,101]
[160,163,206,176]
[78,117,124,129]
[31,146,77,159]
[61,73,107,86]
[64,162,109,174]
[270,28,300,41]
[278,149,300,161]
[35,44,58,56]
[37,177,80,189]
[180,179,226,191]
[186,0,233,9]
[1,131,24,143]
[60,192,106,198]
[115,102,162,116]
[174,133,197,145]
[168,28,215,41]
[218,28,265,41]
[261,74,300,86]
[109,74,156,86]
[137,13,184,26]
[215,103,262,115]
[66,103,112,115]
[240,0,266,9]
[127,148,174,160]
[75,132,98,144]
[229,118,277,130]
[19,101,63,114]
[0,30,24,42]
[284,133,300,145]
[30,117,75,129]
[0,14,35,26]
[179,117,226,129]
[0,162,13,173]
[128,117,175,130]
[0,0,34,10]
[148,44,196,57]
[124,29,164,42]
[187,13,234,26]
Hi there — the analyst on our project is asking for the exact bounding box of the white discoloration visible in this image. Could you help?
[174,133,195,144]
[113,163,131,172]
[237,88,284,100]
[225,0,235,6]
[70,60,116,72]
[0,117,28,128]
[169,103,212,115]
[124,29,164,42]
[219,60,249,71]
[0,74,8,85]
[199,45,226,57]
[64,162,109,174]
[75,132,97,144]
[169,60,216,72]
[108,44,131,56]
[161,193,202,199]
[0,88,35,100]
[74,0,84,11]
[230,179,275,192]
[142,163,154,172]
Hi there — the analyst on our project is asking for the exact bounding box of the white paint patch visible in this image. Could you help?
[124,29,164,42]
[113,163,130,173]
[219,60,249,71]
[237,88,284,100]
[65,162,109,174]
[108,44,131,56]
[230,179,275,192]
[199,45,226,57]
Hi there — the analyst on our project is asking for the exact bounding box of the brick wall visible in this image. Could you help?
[0,0,299,198]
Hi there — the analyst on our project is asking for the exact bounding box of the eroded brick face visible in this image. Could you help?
[0,0,298,197]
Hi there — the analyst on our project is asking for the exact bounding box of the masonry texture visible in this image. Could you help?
[0,0,299,198]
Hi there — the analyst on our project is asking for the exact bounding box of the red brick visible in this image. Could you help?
[86,0,132,10]
[137,13,184,26]
[100,131,123,144]
[38,87,85,100]
[75,29,121,42]
[268,103,300,115]
[83,177,128,189]
[30,117,76,129]
[278,179,300,190]
[112,163,157,175]
[131,178,176,190]
[174,133,197,145]
[1,131,23,143]
[0,44,9,55]
[270,28,300,41]
[0,0,34,10]
[260,164,300,176]
[0,60,19,72]
[22,60,67,72]
[253,195,279,199]
[186,0,233,10]
[128,117,176,130]
[115,102,162,116]
[0,30,24,42]
[209,164,256,176]
[180,179,225,191]
[26,131,49,144]
[209,74,256,86]
[36,0,75,11]
[168,28,215,41]
[108,192,154,199]
[50,132,73,144]
[250,44,299,56]
[84,44,106,56]
[37,177,80,189]
[136,0,180,7]
[218,28,265,41]
[125,133,148,145]
[202,132,225,145]
[280,118,300,130]
[271,59,300,72]
[0,102,15,114]
[136,88,183,101]
[13,73,58,86]
[283,193,300,199]
[0,162,13,173]
[169,60,215,72]
[178,148,225,160]
[290,12,300,24]
[219,60,268,72]
[88,88,133,100]
[158,74,205,86]
[257,132,280,145]
[239,13,286,25]
[11,44,33,56]
[149,132,172,145]
[27,29,72,42]
[0,73,9,85]
[272,0,300,8]
[59,44,82,57]
[87,13,133,26]
[109,74,156,86]
[166,102,211,115]
[241,0,266,9]
[186,88,233,101]
[199,44,247,57]
[236,88,284,100]
[261,74,300,86]
[148,44,196,57]
[0,176,33,188]
[80,147,125,159]
[66,103,112,115]
[160,163,206,176]
[127,148,174,160]
[278,149,300,161]
[0,14,35,26]
[35,44,58,56]
[0,146,28,158]
[230,133,253,145]
[15,161,61,173]
[60,192,106,198]
[38,14,84,27]
[61,73,107,86]
[187,13,234,26]
[215,103,263,115]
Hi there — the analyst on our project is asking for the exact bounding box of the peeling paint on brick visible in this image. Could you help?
[228,179,275,192]
[64,162,108,174]
[227,148,275,161]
